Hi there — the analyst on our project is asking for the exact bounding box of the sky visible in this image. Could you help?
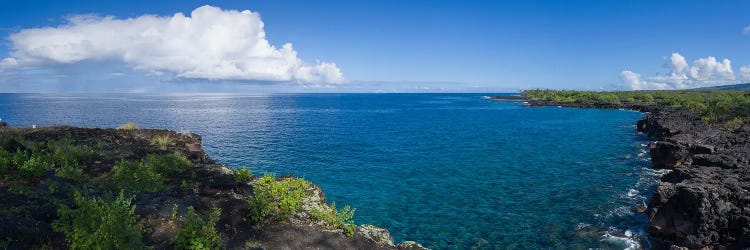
[1,0,750,93]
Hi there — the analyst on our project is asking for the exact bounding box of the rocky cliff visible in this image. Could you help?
[523,99,750,249]
[637,107,750,249]
[0,125,427,250]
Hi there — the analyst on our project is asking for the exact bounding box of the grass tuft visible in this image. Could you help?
[151,135,174,151]
[117,121,138,130]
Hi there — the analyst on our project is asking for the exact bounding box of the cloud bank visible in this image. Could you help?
[618,52,742,90]
[1,5,344,84]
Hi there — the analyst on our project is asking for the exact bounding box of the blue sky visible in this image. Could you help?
[1,0,750,92]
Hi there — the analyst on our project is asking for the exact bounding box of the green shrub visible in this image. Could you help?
[110,160,164,193]
[144,152,193,177]
[173,206,222,250]
[247,173,308,224]
[0,149,11,176]
[56,164,87,183]
[310,202,356,238]
[232,167,253,183]
[151,135,174,151]
[48,136,92,168]
[11,150,29,166]
[19,154,51,178]
[723,116,744,131]
[52,191,145,250]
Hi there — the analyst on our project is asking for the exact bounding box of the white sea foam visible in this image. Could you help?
[601,230,640,250]
[627,189,639,197]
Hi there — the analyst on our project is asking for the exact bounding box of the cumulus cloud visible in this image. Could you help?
[740,65,750,80]
[2,5,344,84]
[619,52,737,90]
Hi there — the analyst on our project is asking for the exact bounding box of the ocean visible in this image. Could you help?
[0,93,662,249]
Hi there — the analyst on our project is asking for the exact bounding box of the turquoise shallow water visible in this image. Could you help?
[0,93,660,249]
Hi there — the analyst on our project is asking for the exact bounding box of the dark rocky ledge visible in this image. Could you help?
[509,97,750,249]
[0,125,428,250]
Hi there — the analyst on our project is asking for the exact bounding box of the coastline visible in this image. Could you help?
[495,96,750,248]
[0,124,428,249]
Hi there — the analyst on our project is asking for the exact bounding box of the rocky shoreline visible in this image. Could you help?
[516,98,750,249]
[0,124,427,250]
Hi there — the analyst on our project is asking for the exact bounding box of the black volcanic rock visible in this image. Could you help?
[635,105,750,248]
[649,141,689,169]
[523,98,750,248]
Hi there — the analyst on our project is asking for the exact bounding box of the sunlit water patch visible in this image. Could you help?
[0,93,660,249]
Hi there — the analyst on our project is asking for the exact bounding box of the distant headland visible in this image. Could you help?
[492,89,750,248]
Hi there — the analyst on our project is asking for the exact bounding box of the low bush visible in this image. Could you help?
[47,136,92,169]
[56,164,87,183]
[109,153,194,193]
[173,206,222,250]
[0,149,11,176]
[110,160,164,193]
[310,202,356,238]
[52,191,145,250]
[232,167,253,183]
[11,150,29,166]
[19,154,51,179]
[247,173,308,224]
[144,152,193,177]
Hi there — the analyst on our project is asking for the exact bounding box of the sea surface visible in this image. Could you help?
[0,93,662,249]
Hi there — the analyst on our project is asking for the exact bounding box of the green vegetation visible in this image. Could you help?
[310,203,356,238]
[0,135,93,182]
[232,167,253,183]
[144,152,193,177]
[117,121,138,130]
[52,191,146,250]
[522,89,750,124]
[19,154,52,179]
[0,132,227,248]
[110,159,165,193]
[247,173,308,224]
[109,153,193,193]
[151,134,174,150]
[48,136,93,168]
[173,206,222,250]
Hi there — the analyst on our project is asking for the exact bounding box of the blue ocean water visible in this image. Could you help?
[0,93,661,249]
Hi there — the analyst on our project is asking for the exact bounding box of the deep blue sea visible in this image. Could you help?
[0,93,664,249]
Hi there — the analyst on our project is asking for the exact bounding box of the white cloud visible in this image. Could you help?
[619,70,669,90]
[0,58,18,69]
[4,5,344,84]
[740,65,750,80]
[668,53,688,73]
[619,52,736,90]
[688,56,734,81]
